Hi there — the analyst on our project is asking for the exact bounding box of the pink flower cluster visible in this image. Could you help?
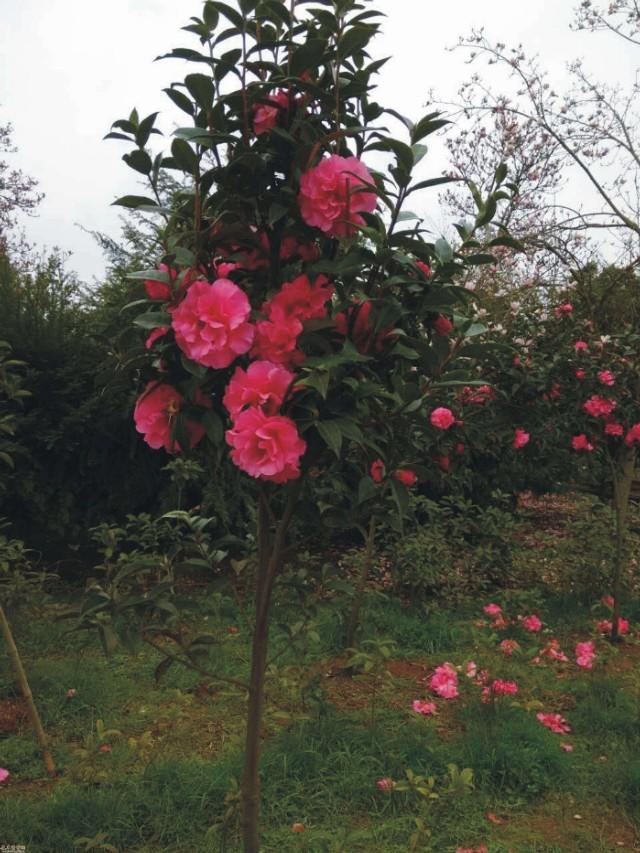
[430,407,455,430]
[429,662,459,699]
[490,679,518,696]
[597,617,629,635]
[583,395,616,419]
[513,428,530,449]
[134,383,209,453]
[412,699,438,716]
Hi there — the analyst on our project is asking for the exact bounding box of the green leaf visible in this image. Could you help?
[434,238,454,264]
[122,149,152,175]
[133,312,171,330]
[113,195,158,209]
[164,87,195,116]
[202,411,224,444]
[317,421,343,457]
[411,114,449,144]
[184,73,215,110]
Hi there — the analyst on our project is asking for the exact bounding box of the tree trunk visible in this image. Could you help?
[345,516,376,649]
[240,484,300,852]
[610,447,635,642]
[0,602,56,776]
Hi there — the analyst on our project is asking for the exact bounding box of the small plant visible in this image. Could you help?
[73,833,118,852]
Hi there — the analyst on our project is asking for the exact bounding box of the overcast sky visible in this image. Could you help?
[0,0,632,282]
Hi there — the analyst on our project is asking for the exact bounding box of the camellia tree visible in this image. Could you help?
[103,1,513,848]
[477,269,640,640]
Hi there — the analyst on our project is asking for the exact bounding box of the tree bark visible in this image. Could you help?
[610,447,635,642]
[240,483,301,852]
[0,602,56,776]
[345,516,376,649]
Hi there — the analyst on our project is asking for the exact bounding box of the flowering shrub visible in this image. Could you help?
[102,1,515,848]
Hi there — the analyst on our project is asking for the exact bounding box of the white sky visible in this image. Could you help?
[1,0,633,282]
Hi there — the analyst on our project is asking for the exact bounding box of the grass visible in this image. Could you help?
[1,497,640,851]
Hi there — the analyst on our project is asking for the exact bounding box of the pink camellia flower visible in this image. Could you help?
[433,314,453,336]
[537,712,571,734]
[334,299,391,354]
[134,382,208,453]
[251,307,305,365]
[624,423,640,447]
[412,699,438,716]
[298,154,377,238]
[223,361,295,421]
[253,90,290,135]
[491,679,518,696]
[601,594,614,609]
[598,370,615,386]
[583,395,617,419]
[394,468,418,487]
[377,777,395,792]
[429,662,459,699]
[416,261,431,279]
[145,326,169,350]
[554,303,573,317]
[279,236,320,263]
[370,459,385,483]
[492,615,508,630]
[144,263,175,300]
[483,603,502,617]
[575,640,596,669]
[522,614,543,633]
[225,406,306,483]
[430,407,455,430]
[435,455,451,473]
[574,340,589,351]
[215,261,239,278]
[575,368,586,380]
[560,742,574,753]
[465,660,478,679]
[172,279,254,369]
[0,768,9,784]
[597,617,629,635]
[263,274,334,323]
[513,428,530,449]
[604,422,624,437]
[500,639,520,656]
[572,434,595,452]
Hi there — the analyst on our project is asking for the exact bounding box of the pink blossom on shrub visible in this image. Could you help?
[597,617,629,635]
[602,594,614,609]
[223,361,295,420]
[298,154,377,238]
[251,308,305,365]
[171,279,254,368]
[513,428,530,449]
[465,660,478,678]
[604,422,624,436]
[540,639,569,662]
[554,303,573,317]
[429,662,459,699]
[430,407,455,430]
[145,326,169,349]
[263,274,333,323]
[433,314,453,336]
[575,641,596,669]
[370,459,385,483]
[144,263,175,300]
[253,90,290,135]
[435,455,451,472]
[225,406,306,483]
[455,442,466,455]
[134,382,208,453]
[536,712,571,734]
[522,614,543,632]
[0,768,9,784]
[598,370,615,386]
[572,434,595,452]
[412,699,437,715]
[334,299,390,354]
[483,603,502,617]
[575,368,586,380]
[491,679,518,696]
[416,261,431,278]
[583,395,616,419]
[574,340,589,351]
[279,236,320,263]
[393,468,417,487]
[376,777,395,792]
[624,423,640,447]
